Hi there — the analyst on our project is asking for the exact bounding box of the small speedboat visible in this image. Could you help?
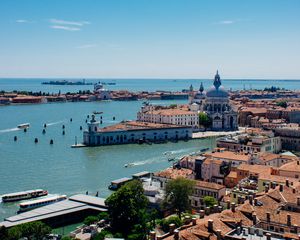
[17,123,30,129]
[124,163,134,168]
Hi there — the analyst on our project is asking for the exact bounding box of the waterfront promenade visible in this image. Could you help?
[192,127,246,139]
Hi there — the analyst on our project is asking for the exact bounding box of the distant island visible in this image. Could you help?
[42,79,93,85]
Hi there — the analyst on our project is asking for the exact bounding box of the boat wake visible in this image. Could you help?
[163,147,199,156]
[0,127,21,134]
[46,120,66,126]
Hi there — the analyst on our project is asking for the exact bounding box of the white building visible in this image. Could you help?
[83,115,193,146]
[137,104,199,128]
[94,82,111,100]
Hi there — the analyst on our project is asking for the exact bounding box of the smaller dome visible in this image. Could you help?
[194,91,206,99]
[206,86,228,98]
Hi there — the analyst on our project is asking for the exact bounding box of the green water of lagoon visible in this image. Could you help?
[0,100,215,219]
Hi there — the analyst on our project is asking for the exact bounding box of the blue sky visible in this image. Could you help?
[0,0,299,79]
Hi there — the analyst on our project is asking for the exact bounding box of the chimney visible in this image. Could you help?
[216,229,222,240]
[265,185,269,193]
[226,200,231,209]
[199,210,205,219]
[252,212,257,225]
[286,179,289,187]
[150,231,156,240]
[205,207,210,215]
[266,233,271,240]
[266,212,271,222]
[293,188,296,194]
[254,198,258,206]
[271,182,276,189]
[231,202,236,212]
[280,184,284,192]
[208,219,214,232]
[287,214,291,226]
[297,197,300,206]
[169,223,176,234]
[174,229,179,240]
[294,224,298,234]
[192,217,197,226]
[249,195,253,205]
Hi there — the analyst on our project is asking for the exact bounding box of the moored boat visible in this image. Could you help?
[18,195,67,213]
[1,189,48,202]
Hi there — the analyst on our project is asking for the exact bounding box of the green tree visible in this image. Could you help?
[203,196,218,208]
[7,221,51,240]
[198,112,212,129]
[163,177,195,219]
[97,212,109,221]
[105,180,149,237]
[0,226,8,240]
[276,101,288,108]
[84,216,98,225]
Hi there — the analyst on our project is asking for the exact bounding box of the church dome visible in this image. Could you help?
[206,86,228,98]
[206,71,228,98]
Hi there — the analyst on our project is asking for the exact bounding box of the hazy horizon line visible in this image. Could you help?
[0,77,300,81]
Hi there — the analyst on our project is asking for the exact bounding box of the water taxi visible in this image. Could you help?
[18,195,67,213]
[17,123,30,129]
[2,189,48,202]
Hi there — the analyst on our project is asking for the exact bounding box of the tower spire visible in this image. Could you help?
[200,82,204,93]
[213,70,221,89]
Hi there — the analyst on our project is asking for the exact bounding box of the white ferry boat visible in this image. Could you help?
[17,123,30,129]
[2,189,48,202]
[18,195,67,213]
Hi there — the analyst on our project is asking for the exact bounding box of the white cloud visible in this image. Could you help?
[16,19,30,23]
[217,20,235,25]
[49,19,90,26]
[50,25,81,31]
[76,44,97,49]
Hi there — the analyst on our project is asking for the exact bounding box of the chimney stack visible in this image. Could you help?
[280,184,284,192]
[216,229,222,240]
[254,198,258,206]
[199,210,205,218]
[208,219,214,232]
[252,212,257,225]
[249,195,253,205]
[266,233,271,240]
[226,200,231,209]
[297,197,300,206]
[287,214,292,226]
[174,229,179,240]
[192,217,197,226]
[169,223,176,234]
[265,185,269,193]
[266,212,271,222]
[286,179,290,187]
[150,231,156,240]
[231,202,236,212]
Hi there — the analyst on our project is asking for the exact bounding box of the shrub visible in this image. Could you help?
[84,216,99,226]
[160,216,182,232]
